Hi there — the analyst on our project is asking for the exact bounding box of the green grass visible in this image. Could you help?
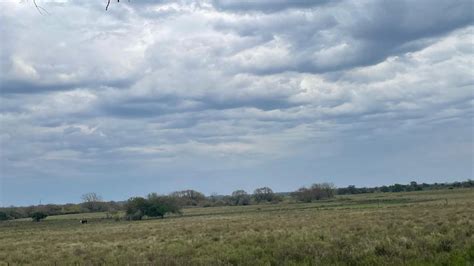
[13,211,111,222]
[1,189,473,265]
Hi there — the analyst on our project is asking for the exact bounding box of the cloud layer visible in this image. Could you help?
[0,0,473,206]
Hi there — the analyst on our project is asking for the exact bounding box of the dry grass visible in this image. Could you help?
[1,189,473,265]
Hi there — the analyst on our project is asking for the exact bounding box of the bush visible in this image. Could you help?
[128,210,144,221]
[292,183,335,202]
[125,194,182,220]
[148,193,181,217]
[253,187,276,203]
[231,190,251,205]
[125,197,149,220]
[0,211,9,221]
[31,212,47,222]
[170,190,206,206]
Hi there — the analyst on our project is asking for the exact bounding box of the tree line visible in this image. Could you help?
[336,180,473,195]
[0,180,472,221]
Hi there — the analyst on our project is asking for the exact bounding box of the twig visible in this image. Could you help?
[32,0,49,15]
[106,0,127,11]
[33,0,49,15]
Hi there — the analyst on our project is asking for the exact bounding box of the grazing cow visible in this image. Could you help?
[80,219,88,224]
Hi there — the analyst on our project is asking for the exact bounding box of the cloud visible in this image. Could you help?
[0,0,472,205]
[213,0,473,74]
[212,0,334,13]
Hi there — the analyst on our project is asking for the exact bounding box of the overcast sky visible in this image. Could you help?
[0,0,473,206]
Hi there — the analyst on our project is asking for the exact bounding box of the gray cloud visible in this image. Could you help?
[0,0,472,205]
[212,0,335,13]
[212,0,473,74]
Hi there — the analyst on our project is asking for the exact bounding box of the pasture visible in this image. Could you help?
[1,189,473,265]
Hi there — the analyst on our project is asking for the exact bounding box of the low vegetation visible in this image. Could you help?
[30,212,48,222]
[125,193,181,220]
[292,183,335,202]
[0,189,473,265]
[1,180,471,221]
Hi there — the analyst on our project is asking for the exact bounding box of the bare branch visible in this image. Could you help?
[32,0,49,15]
[106,0,125,11]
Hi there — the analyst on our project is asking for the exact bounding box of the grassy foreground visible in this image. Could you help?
[1,189,473,265]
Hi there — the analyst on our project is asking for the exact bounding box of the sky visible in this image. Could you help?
[0,0,473,206]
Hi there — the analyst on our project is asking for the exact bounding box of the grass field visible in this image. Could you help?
[1,189,473,265]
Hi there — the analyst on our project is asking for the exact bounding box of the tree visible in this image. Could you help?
[124,194,182,221]
[170,190,206,206]
[392,184,404,192]
[253,187,276,203]
[292,183,335,202]
[81,192,102,202]
[410,181,422,191]
[0,211,8,221]
[125,197,148,220]
[292,187,313,202]
[147,193,181,216]
[231,190,251,205]
[317,183,335,199]
[81,192,104,212]
[31,212,47,222]
[347,185,358,194]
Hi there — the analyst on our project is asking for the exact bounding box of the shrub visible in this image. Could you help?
[231,190,251,205]
[438,239,454,252]
[125,194,182,220]
[147,193,181,216]
[0,211,9,221]
[125,197,149,220]
[31,212,47,222]
[128,210,144,221]
[292,183,335,202]
[253,187,276,203]
[170,190,206,206]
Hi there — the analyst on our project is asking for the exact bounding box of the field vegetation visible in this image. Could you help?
[0,188,473,265]
[1,180,472,222]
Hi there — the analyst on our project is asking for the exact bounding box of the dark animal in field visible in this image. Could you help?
[80,219,88,224]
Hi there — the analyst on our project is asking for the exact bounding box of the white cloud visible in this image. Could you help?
[0,0,472,205]
[10,57,39,80]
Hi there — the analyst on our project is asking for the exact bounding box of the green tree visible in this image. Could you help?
[31,212,47,222]
[147,193,181,218]
[392,184,404,192]
[0,211,9,221]
[125,194,182,220]
[125,197,149,220]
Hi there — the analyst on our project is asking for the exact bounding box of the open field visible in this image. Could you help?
[1,189,473,265]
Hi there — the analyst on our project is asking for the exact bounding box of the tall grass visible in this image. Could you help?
[0,189,473,265]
